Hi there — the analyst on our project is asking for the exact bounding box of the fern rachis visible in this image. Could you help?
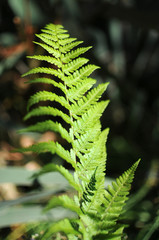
[18,23,140,240]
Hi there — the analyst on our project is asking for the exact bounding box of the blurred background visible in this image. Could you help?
[0,0,159,239]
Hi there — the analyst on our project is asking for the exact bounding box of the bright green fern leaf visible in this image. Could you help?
[32,163,81,192]
[19,23,140,240]
[44,195,82,215]
[19,120,71,142]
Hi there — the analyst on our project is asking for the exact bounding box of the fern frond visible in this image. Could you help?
[78,129,109,215]
[71,82,109,115]
[17,141,76,168]
[33,41,60,58]
[57,33,70,39]
[93,225,125,240]
[16,141,56,154]
[27,55,62,68]
[19,120,71,143]
[80,168,97,208]
[45,23,66,32]
[19,23,140,240]
[37,32,58,42]
[61,46,92,63]
[54,142,76,168]
[42,30,70,40]
[65,65,100,86]
[41,219,80,240]
[99,160,140,231]
[59,37,77,45]
[22,67,63,79]
[73,122,101,153]
[67,78,96,103]
[54,165,82,192]
[80,129,109,178]
[44,23,64,31]
[24,106,71,124]
[63,57,89,75]
[60,41,83,53]
[36,34,59,49]
[33,163,81,192]
[26,77,66,93]
[45,195,82,215]
[27,91,70,111]
[73,101,109,134]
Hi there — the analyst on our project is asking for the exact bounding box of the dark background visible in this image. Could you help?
[0,0,159,239]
